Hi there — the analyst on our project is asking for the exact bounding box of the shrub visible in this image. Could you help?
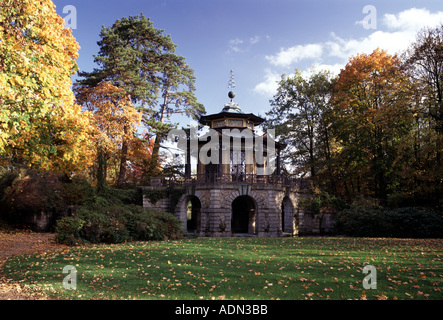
[55,204,183,245]
[334,206,443,238]
[334,206,392,237]
[54,216,85,246]
[95,185,141,206]
[0,167,65,217]
[78,208,130,244]
[385,207,443,238]
[148,210,184,240]
[62,176,95,206]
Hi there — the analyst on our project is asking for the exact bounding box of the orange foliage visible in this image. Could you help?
[125,133,155,185]
[74,80,154,185]
[330,48,413,198]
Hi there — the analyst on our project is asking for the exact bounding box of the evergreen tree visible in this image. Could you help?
[76,14,204,182]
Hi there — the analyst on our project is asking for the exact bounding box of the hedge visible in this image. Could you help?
[334,206,443,238]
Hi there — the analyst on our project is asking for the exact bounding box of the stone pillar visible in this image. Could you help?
[185,137,191,179]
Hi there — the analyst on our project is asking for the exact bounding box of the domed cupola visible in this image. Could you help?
[199,90,264,130]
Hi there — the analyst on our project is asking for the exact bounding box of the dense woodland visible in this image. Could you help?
[265,32,442,209]
[0,1,441,239]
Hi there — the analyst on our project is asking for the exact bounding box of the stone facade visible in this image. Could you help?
[142,182,335,237]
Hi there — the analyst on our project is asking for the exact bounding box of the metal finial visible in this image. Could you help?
[228,70,236,101]
[228,70,235,90]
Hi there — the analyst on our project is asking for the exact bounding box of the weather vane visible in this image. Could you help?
[228,70,236,90]
[228,70,236,101]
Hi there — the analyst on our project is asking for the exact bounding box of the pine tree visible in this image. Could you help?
[76,14,204,182]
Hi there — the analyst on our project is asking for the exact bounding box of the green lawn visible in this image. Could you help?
[3,237,442,300]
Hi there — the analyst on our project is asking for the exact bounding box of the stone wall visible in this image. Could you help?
[142,186,171,213]
[0,207,73,232]
[142,183,335,237]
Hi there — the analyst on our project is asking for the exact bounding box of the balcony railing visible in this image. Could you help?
[148,173,311,189]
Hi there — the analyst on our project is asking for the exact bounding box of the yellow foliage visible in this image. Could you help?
[0,0,95,171]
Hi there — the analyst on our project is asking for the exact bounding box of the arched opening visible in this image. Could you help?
[281,202,285,232]
[231,195,256,234]
[186,196,201,233]
[282,196,294,234]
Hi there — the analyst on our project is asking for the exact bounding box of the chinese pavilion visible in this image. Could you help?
[142,87,334,237]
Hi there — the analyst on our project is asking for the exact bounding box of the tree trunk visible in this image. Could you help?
[97,147,108,194]
[117,126,129,186]
[147,89,169,178]
[309,125,316,179]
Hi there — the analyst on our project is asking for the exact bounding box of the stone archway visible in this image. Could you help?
[186,196,201,233]
[231,195,256,235]
[282,196,295,235]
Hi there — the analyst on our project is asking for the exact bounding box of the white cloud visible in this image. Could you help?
[228,35,262,53]
[383,7,443,32]
[308,63,344,76]
[255,8,443,98]
[325,30,412,61]
[249,35,261,45]
[229,38,244,53]
[253,68,281,96]
[324,8,443,65]
[230,38,243,45]
[265,43,323,67]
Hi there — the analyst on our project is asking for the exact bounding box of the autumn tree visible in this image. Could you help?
[124,133,155,185]
[74,81,149,189]
[406,25,443,134]
[402,25,443,205]
[331,49,413,200]
[0,0,95,171]
[76,14,204,180]
[265,69,337,192]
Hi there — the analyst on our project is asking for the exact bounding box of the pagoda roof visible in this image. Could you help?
[199,101,265,126]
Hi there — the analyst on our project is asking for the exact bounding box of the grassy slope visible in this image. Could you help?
[3,237,442,300]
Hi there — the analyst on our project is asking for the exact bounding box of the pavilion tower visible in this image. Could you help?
[142,73,335,237]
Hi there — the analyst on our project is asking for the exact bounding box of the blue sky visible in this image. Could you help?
[53,0,443,125]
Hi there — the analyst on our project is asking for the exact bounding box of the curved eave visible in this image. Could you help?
[199,112,265,126]
[197,129,287,150]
